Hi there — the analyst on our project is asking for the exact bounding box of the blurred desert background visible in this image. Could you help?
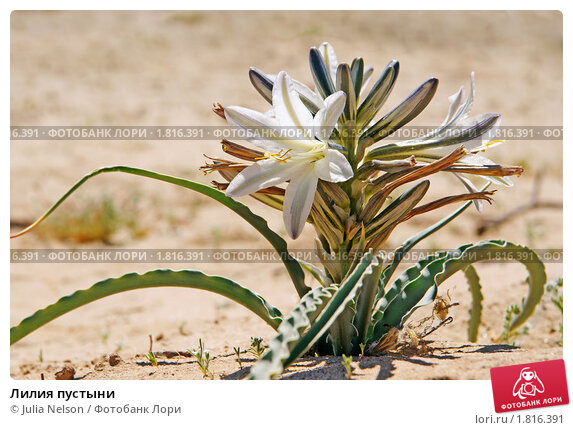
[10,10,563,379]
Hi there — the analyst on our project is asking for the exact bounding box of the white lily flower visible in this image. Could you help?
[389,73,503,158]
[363,72,521,212]
[224,71,354,239]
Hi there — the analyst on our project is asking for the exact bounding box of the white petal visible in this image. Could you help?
[459,154,514,187]
[225,159,304,197]
[265,72,324,110]
[454,173,483,212]
[319,42,338,83]
[272,71,314,134]
[225,105,309,152]
[478,174,514,187]
[460,153,494,166]
[449,72,475,124]
[283,167,318,239]
[291,79,325,109]
[397,73,476,146]
[459,113,502,152]
[313,91,346,140]
[443,86,465,125]
[225,105,279,129]
[464,72,476,119]
[224,106,282,152]
[314,149,353,182]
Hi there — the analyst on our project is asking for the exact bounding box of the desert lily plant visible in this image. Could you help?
[11,42,546,379]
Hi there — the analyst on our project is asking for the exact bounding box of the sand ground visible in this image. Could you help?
[10,10,563,379]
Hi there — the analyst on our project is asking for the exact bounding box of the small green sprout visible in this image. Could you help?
[546,278,563,345]
[248,337,265,358]
[188,338,213,379]
[145,334,158,366]
[145,351,158,366]
[501,304,529,345]
[341,354,353,379]
[233,346,243,369]
[359,343,366,361]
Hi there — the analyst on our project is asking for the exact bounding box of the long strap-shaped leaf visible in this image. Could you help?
[288,251,375,362]
[351,253,385,351]
[376,189,485,302]
[10,166,308,298]
[369,240,546,344]
[464,264,484,342]
[10,269,283,345]
[248,286,337,380]
[249,251,376,379]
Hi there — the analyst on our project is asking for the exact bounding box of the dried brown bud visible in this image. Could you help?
[445,164,524,177]
[200,156,246,175]
[401,190,496,222]
[212,103,226,119]
[221,139,264,161]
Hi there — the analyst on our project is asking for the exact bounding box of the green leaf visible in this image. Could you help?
[248,286,337,380]
[297,259,332,288]
[288,250,375,362]
[10,166,309,298]
[351,253,385,350]
[464,265,484,342]
[369,240,546,344]
[325,306,357,356]
[376,192,482,300]
[372,252,449,336]
[249,250,376,379]
[10,270,283,345]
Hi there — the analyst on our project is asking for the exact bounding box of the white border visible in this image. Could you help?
[3,2,570,428]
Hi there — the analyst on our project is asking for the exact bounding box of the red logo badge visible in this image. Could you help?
[490,359,569,413]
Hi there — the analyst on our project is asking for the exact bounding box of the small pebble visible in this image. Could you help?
[108,353,122,366]
[55,365,75,380]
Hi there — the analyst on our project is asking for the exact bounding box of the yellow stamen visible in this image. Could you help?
[255,149,293,163]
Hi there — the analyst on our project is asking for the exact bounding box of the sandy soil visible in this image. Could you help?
[10,10,563,380]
